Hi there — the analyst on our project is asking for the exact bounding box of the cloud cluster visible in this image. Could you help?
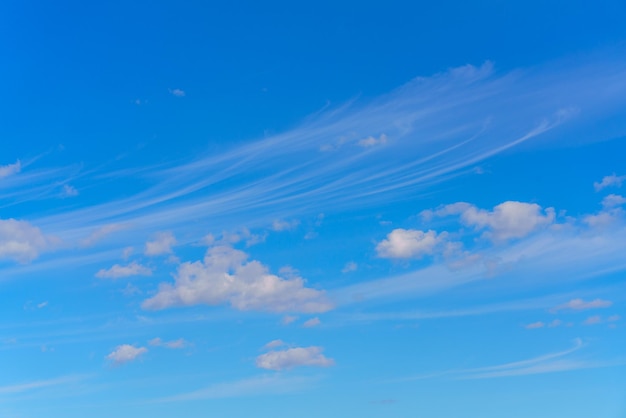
[256,345,334,371]
[423,201,555,242]
[142,245,333,313]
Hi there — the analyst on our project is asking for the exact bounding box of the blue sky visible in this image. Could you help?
[1,1,626,417]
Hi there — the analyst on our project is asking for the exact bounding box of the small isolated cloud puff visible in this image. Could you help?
[145,232,176,256]
[272,219,300,232]
[358,133,388,148]
[0,218,52,263]
[425,201,555,242]
[376,229,447,259]
[551,298,612,312]
[149,337,189,349]
[525,321,545,329]
[594,173,625,192]
[0,160,21,179]
[62,184,78,197]
[602,194,626,208]
[142,245,333,313]
[255,346,334,371]
[583,315,602,325]
[95,261,152,279]
[341,261,357,273]
[263,340,286,350]
[106,344,147,365]
[169,88,185,97]
[281,315,298,325]
[302,317,321,328]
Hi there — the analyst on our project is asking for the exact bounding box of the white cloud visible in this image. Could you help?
[594,173,625,191]
[62,184,79,197]
[583,315,602,325]
[376,229,447,259]
[106,344,147,365]
[0,160,21,179]
[0,218,52,263]
[169,88,185,97]
[583,207,624,228]
[149,337,189,349]
[602,194,626,208]
[358,133,388,147]
[95,261,152,279]
[255,346,334,371]
[37,301,48,309]
[145,231,176,256]
[524,321,545,329]
[427,201,555,242]
[263,339,286,350]
[142,245,333,313]
[302,317,321,328]
[551,298,612,312]
[272,219,300,231]
[341,261,357,273]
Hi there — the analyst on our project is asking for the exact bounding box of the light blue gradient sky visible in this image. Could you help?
[1,1,626,417]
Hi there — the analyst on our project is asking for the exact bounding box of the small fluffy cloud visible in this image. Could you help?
[524,321,545,329]
[551,298,612,312]
[145,232,176,256]
[0,160,21,179]
[602,194,626,208]
[263,340,286,350]
[0,219,52,263]
[341,261,357,273]
[148,338,189,349]
[376,229,447,259]
[272,219,300,231]
[281,315,298,325]
[256,346,334,371]
[106,344,147,365]
[62,184,79,197]
[302,317,321,328]
[169,88,185,97]
[358,133,388,148]
[425,201,555,242]
[583,315,602,325]
[594,174,625,192]
[95,261,152,279]
[142,245,333,313]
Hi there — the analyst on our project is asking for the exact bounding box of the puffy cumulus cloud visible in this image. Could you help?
[0,218,53,263]
[142,245,333,313]
[272,219,300,232]
[148,337,189,349]
[551,298,613,312]
[602,194,626,208]
[0,160,21,179]
[376,229,448,259]
[144,232,176,256]
[302,317,321,328]
[95,261,152,279]
[425,201,555,242]
[256,346,334,371]
[594,173,625,192]
[106,344,147,365]
[358,133,388,148]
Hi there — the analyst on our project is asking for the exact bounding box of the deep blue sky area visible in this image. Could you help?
[1,2,626,417]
